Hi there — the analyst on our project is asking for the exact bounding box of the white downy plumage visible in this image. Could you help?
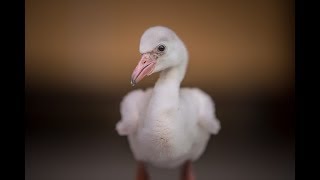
[116,26,221,169]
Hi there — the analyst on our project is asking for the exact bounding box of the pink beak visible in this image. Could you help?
[131,53,157,86]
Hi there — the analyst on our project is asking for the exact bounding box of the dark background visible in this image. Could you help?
[25,0,294,179]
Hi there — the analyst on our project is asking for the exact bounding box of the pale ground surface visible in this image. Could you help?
[25,134,294,180]
[25,91,294,180]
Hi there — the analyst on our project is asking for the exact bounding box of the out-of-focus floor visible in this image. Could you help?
[25,89,294,180]
[25,136,294,180]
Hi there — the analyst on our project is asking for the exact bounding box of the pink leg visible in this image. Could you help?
[181,161,196,180]
[136,161,149,180]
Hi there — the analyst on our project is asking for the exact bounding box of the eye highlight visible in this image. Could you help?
[157,44,166,52]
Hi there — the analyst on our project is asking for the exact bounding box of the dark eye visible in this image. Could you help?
[157,44,166,52]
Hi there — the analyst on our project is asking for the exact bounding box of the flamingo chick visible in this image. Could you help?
[116,26,221,180]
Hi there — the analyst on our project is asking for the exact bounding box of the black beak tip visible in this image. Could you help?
[130,79,136,87]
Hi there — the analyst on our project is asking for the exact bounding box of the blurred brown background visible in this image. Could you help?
[25,0,294,180]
